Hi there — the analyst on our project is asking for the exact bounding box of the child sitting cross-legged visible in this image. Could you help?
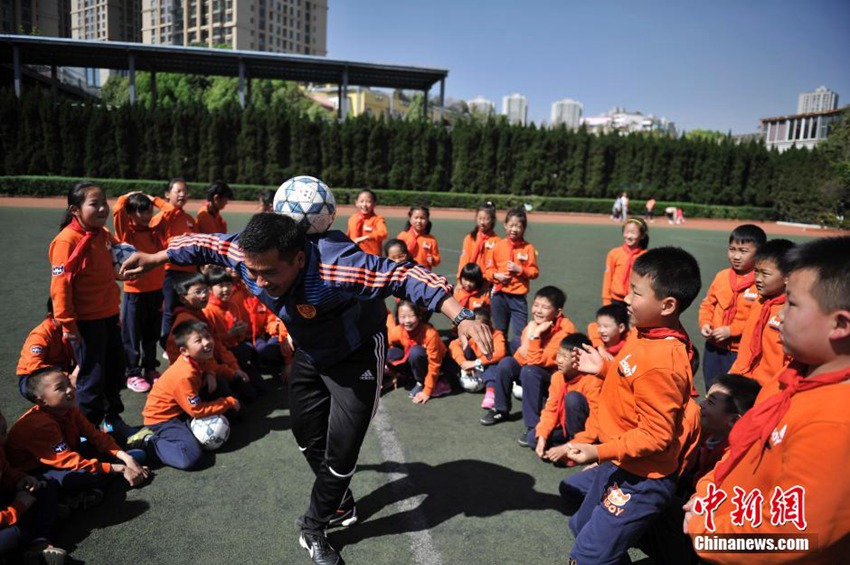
[446,308,506,393]
[387,300,450,404]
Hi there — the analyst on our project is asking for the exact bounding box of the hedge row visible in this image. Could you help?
[0,176,778,222]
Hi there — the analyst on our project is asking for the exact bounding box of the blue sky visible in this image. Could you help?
[327,0,850,134]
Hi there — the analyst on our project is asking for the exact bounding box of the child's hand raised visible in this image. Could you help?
[573,344,604,375]
[565,442,599,465]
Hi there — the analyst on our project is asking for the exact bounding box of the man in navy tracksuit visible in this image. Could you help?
[123,212,492,565]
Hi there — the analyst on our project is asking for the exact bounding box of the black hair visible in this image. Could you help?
[623,217,650,250]
[729,224,767,248]
[384,238,409,258]
[172,319,210,350]
[632,247,702,312]
[596,303,629,330]
[357,189,378,203]
[205,266,234,287]
[396,299,424,321]
[24,366,65,403]
[166,177,186,194]
[560,332,591,351]
[258,189,275,209]
[755,239,796,274]
[206,180,234,201]
[459,263,485,289]
[472,306,492,326]
[715,373,762,416]
[60,181,100,229]
[403,204,432,234]
[534,285,566,310]
[468,201,497,240]
[125,192,153,215]
[174,272,209,296]
[505,206,528,231]
[238,213,306,261]
[781,235,850,312]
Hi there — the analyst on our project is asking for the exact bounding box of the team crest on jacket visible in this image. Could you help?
[617,354,637,378]
[51,441,69,453]
[31,345,44,354]
[51,264,65,276]
[296,304,317,319]
[603,483,631,516]
[187,395,200,406]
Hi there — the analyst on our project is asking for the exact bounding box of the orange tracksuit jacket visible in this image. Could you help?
[388,323,446,396]
[448,329,506,368]
[16,317,73,375]
[486,239,539,296]
[729,297,790,385]
[48,226,120,335]
[0,447,27,527]
[112,194,167,293]
[196,205,228,234]
[573,331,693,478]
[166,307,237,380]
[513,317,576,368]
[536,371,602,440]
[7,406,121,474]
[203,295,248,350]
[602,246,647,305]
[346,214,388,257]
[688,375,850,564]
[453,287,491,311]
[143,355,239,425]
[698,268,759,352]
[396,231,441,269]
[153,201,196,273]
[457,232,500,280]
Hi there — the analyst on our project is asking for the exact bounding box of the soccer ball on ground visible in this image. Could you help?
[459,369,485,393]
[273,175,336,234]
[190,415,231,451]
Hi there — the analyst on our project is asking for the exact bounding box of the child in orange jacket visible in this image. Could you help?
[729,239,796,386]
[563,246,701,564]
[141,320,241,470]
[601,217,649,307]
[448,308,506,393]
[396,204,440,269]
[480,286,576,432]
[7,368,150,504]
[698,224,766,389]
[195,181,232,234]
[49,182,128,432]
[346,189,388,257]
[454,263,491,312]
[16,299,76,400]
[387,300,449,404]
[685,236,850,564]
[587,303,630,360]
[456,202,499,281]
[486,206,540,342]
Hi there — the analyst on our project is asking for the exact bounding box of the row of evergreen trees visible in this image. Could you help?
[0,88,842,221]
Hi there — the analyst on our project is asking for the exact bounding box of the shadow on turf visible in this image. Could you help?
[217,376,292,453]
[331,459,566,548]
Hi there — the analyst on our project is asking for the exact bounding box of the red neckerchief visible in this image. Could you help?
[744,295,786,373]
[722,270,756,326]
[185,354,204,375]
[469,229,492,265]
[243,295,265,346]
[63,217,99,282]
[605,337,627,356]
[353,212,372,238]
[405,227,420,257]
[638,325,698,396]
[493,238,526,293]
[173,306,205,324]
[454,287,482,309]
[390,324,425,366]
[713,362,850,486]
[620,243,643,291]
[208,294,237,329]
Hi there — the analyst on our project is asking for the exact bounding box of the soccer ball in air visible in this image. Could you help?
[190,415,231,451]
[273,175,336,234]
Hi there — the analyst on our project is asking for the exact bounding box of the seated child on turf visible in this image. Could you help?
[480,286,576,440]
[447,308,506,392]
[6,367,150,502]
[383,239,413,334]
[587,303,630,360]
[454,263,491,313]
[140,320,241,470]
[16,299,76,400]
[387,300,449,404]
[166,272,257,404]
[0,408,66,563]
[729,239,796,385]
[535,333,602,466]
[561,247,701,564]
[685,236,850,564]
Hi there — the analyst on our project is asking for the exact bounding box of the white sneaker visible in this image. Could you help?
[512,382,523,400]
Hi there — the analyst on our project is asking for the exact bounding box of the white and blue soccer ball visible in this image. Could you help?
[272,175,336,234]
[111,242,137,271]
[459,370,485,393]
[190,415,231,451]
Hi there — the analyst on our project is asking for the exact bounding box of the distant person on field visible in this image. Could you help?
[259,189,275,213]
[644,197,656,222]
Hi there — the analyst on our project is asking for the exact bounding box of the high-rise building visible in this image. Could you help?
[70,0,141,86]
[550,98,583,129]
[502,93,527,125]
[797,86,838,114]
[141,0,328,55]
[467,95,495,116]
[1,0,71,36]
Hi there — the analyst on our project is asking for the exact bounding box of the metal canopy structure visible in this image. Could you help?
[0,34,448,118]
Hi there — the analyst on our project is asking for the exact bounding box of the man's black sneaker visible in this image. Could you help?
[328,492,358,528]
[299,531,345,565]
[480,409,508,426]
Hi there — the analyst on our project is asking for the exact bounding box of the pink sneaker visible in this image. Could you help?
[430,379,452,398]
[481,388,495,409]
[126,376,151,393]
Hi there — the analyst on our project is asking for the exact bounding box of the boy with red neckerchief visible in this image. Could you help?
[729,239,796,386]
[587,303,630,361]
[698,225,766,389]
[685,236,850,564]
[560,246,701,564]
